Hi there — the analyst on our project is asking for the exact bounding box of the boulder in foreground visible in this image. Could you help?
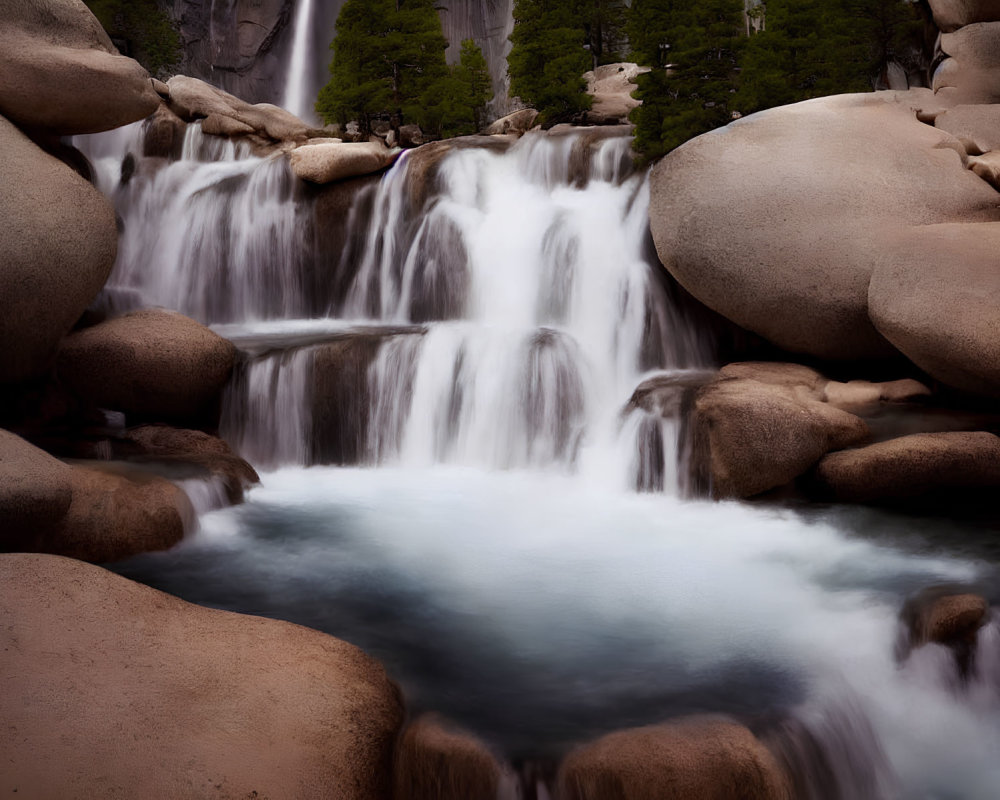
[0,114,117,383]
[557,715,790,800]
[0,554,404,799]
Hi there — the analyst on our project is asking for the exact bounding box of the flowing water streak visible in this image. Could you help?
[282,0,318,123]
[81,123,311,324]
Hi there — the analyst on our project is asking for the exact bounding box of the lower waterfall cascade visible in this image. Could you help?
[75,121,1000,798]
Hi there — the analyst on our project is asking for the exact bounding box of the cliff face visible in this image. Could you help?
[170,0,515,119]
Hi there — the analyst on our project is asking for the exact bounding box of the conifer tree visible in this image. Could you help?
[84,0,180,76]
[316,0,450,135]
[507,0,593,123]
[422,39,495,137]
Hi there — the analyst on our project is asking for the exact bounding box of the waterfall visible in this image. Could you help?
[282,0,319,124]
[77,122,712,488]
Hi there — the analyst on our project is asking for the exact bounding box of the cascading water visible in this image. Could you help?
[79,119,1000,797]
[281,0,319,124]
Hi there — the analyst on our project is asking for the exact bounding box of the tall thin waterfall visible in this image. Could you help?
[282,0,319,124]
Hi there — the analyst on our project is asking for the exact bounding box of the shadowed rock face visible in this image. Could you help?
[0,0,159,134]
[0,553,405,799]
[556,715,791,800]
[0,115,117,384]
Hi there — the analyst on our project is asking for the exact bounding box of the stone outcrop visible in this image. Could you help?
[0,0,160,135]
[811,431,1000,502]
[933,22,1000,103]
[929,0,1000,31]
[0,430,190,562]
[0,114,117,383]
[166,74,316,143]
[557,716,791,800]
[486,108,539,136]
[0,553,404,799]
[393,715,505,800]
[692,363,871,499]
[290,140,401,184]
[57,309,237,426]
[649,90,1000,363]
[584,63,649,125]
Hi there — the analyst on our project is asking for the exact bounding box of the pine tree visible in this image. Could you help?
[579,0,629,67]
[422,39,495,137]
[628,0,745,162]
[316,0,451,135]
[507,0,593,124]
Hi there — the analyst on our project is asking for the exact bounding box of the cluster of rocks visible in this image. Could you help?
[646,0,1000,501]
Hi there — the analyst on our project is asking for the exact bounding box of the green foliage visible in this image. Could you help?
[317,0,490,138]
[628,0,745,163]
[581,0,629,66]
[507,0,593,124]
[629,0,927,162]
[84,0,180,76]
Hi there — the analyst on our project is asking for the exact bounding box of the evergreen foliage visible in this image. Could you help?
[581,0,630,66]
[630,0,927,162]
[84,0,180,76]
[628,0,745,163]
[507,0,593,124]
[317,0,491,138]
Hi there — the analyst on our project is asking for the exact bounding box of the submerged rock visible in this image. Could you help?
[393,714,506,800]
[557,715,791,800]
[0,114,117,383]
[57,309,237,427]
[0,553,404,799]
[0,0,159,135]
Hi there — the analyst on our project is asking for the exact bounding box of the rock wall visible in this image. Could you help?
[170,0,516,119]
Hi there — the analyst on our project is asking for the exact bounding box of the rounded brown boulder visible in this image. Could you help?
[869,222,1000,396]
[393,714,506,800]
[0,114,117,383]
[0,429,73,537]
[934,22,1000,104]
[648,91,1000,361]
[0,553,405,799]
[812,431,1000,502]
[693,364,870,499]
[556,715,791,800]
[57,309,237,426]
[0,0,160,135]
[928,0,1000,31]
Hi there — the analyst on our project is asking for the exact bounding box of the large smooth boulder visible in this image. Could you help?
[929,0,1000,31]
[934,23,1000,103]
[0,429,73,537]
[166,75,314,142]
[933,103,1000,153]
[0,115,117,383]
[648,91,1000,361]
[557,716,790,800]
[0,0,159,134]
[0,554,404,799]
[812,431,1000,502]
[290,141,401,184]
[693,363,870,499]
[57,309,237,425]
[584,63,648,125]
[868,223,1000,395]
[393,715,505,800]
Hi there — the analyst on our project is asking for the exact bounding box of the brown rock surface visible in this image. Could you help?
[57,309,237,425]
[0,114,117,383]
[934,23,1000,103]
[290,141,401,184]
[0,553,404,799]
[933,103,1000,153]
[928,0,1000,31]
[648,91,1000,361]
[0,429,73,538]
[584,63,648,124]
[812,431,1000,502]
[0,0,159,134]
[393,714,505,800]
[694,364,870,499]
[868,223,1000,395]
[557,716,791,800]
